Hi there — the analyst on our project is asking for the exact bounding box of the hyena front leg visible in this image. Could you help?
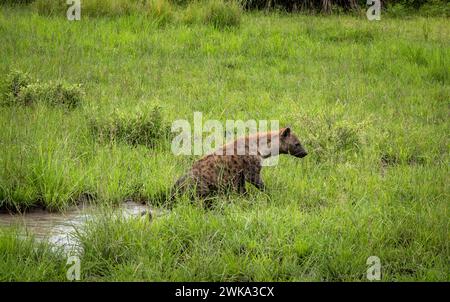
[245,167,265,191]
[228,170,246,194]
[237,171,246,194]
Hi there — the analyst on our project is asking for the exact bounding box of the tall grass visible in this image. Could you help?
[3,0,449,17]
[0,228,67,281]
[89,105,171,148]
[183,0,242,28]
[0,8,448,280]
[33,0,174,21]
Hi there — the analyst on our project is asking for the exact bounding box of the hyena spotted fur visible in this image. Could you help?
[171,127,307,199]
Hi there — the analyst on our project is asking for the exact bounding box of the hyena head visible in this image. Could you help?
[278,127,308,158]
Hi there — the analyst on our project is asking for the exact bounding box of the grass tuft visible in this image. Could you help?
[90,106,171,148]
[184,0,242,28]
[32,0,174,22]
[1,70,84,108]
[16,81,84,108]
[1,69,32,103]
[0,228,66,281]
[144,0,173,24]
[302,114,366,163]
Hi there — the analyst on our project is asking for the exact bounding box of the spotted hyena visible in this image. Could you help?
[171,127,307,199]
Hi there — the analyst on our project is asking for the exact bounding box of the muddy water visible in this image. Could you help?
[0,202,155,252]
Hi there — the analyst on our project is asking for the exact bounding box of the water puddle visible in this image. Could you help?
[0,201,157,253]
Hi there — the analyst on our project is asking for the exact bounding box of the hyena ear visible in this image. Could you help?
[280,127,291,138]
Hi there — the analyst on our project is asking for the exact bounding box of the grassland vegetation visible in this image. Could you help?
[183,0,242,28]
[0,228,67,281]
[0,1,448,281]
[89,105,171,147]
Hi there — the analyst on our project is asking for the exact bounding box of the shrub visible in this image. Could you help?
[204,0,242,28]
[144,0,173,24]
[1,69,32,104]
[1,70,84,108]
[32,0,174,20]
[302,115,366,163]
[32,0,66,16]
[184,0,241,28]
[419,1,450,17]
[90,106,171,148]
[16,82,84,108]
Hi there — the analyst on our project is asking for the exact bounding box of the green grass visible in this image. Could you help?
[0,5,448,281]
[183,0,242,28]
[0,228,67,281]
[32,0,174,20]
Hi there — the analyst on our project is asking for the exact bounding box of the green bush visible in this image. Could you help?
[419,0,450,17]
[184,0,241,28]
[302,114,366,163]
[205,0,241,28]
[144,0,174,24]
[1,69,31,102]
[1,70,84,108]
[33,0,173,20]
[90,106,171,148]
[17,82,84,108]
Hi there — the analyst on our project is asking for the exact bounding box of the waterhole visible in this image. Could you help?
[0,201,158,253]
